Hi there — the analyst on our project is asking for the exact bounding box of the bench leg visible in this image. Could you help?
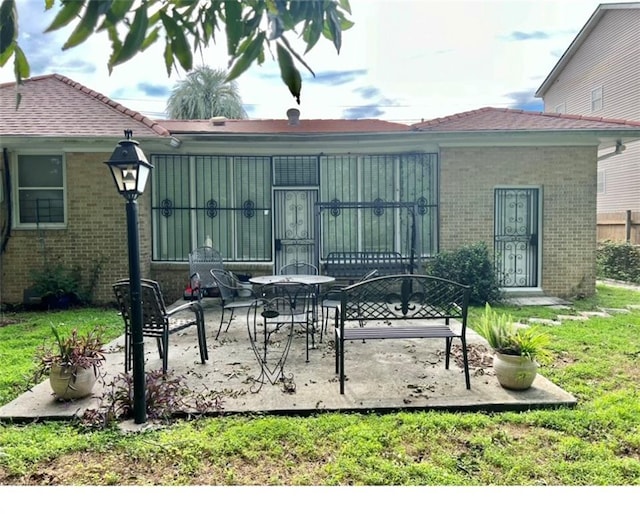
[339,338,345,394]
[460,336,471,389]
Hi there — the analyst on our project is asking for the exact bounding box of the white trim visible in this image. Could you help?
[11,151,67,229]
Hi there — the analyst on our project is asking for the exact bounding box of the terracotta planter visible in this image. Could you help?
[49,363,98,400]
[492,353,538,390]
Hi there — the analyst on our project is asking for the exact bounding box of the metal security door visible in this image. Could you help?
[274,190,317,273]
[494,188,540,288]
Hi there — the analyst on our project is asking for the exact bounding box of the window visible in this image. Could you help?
[16,154,65,225]
[591,86,603,112]
[151,152,438,262]
[151,155,272,262]
[319,153,438,257]
[555,103,565,114]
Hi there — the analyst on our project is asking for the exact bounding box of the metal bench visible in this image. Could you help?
[324,251,407,284]
[334,274,471,394]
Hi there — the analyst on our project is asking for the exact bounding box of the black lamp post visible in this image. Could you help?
[105,130,153,424]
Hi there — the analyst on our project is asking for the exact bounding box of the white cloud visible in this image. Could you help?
[1,0,602,122]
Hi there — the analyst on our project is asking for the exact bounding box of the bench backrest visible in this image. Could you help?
[340,274,470,324]
[325,251,407,279]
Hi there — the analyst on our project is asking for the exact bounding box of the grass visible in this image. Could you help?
[1,284,640,487]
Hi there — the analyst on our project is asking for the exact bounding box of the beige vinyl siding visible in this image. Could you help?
[543,9,640,120]
[597,140,640,212]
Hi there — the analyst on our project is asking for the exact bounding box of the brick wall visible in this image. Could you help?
[0,151,152,306]
[1,145,599,306]
[440,146,597,298]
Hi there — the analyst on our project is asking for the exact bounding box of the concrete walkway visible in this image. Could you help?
[0,298,578,423]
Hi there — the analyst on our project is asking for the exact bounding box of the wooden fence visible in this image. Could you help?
[597,210,640,244]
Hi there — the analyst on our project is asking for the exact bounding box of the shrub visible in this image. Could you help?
[596,240,640,284]
[425,241,503,305]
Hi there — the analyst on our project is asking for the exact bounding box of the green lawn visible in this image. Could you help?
[1,284,639,487]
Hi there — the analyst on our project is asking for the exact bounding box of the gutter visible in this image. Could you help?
[597,141,626,161]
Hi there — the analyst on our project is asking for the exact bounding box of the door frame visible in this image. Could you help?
[494,186,543,291]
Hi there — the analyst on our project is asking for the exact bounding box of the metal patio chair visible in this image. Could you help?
[113,278,208,374]
[210,269,259,339]
[185,246,224,300]
[278,261,319,275]
[248,281,317,364]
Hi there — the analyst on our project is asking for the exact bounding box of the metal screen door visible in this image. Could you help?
[274,190,317,272]
[494,188,540,288]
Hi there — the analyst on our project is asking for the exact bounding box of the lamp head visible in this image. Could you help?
[105,130,153,200]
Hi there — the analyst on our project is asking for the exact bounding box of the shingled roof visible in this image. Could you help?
[0,74,169,137]
[159,118,412,134]
[411,107,640,131]
[3,75,640,140]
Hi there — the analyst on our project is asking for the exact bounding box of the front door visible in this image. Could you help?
[494,188,540,288]
[274,190,317,273]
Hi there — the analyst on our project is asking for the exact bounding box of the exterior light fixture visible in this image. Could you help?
[105,129,154,424]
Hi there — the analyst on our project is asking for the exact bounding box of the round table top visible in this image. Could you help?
[249,274,335,286]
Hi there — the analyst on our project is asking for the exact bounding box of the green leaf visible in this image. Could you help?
[140,27,159,52]
[13,42,29,78]
[0,40,13,67]
[326,5,342,53]
[0,0,17,57]
[224,0,242,55]
[276,42,302,104]
[45,0,85,32]
[61,0,102,50]
[163,40,174,76]
[109,5,148,68]
[303,20,322,54]
[99,0,134,30]
[160,10,193,71]
[170,27,192,70]
[226,32,265,82]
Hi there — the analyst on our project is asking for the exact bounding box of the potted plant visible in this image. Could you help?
[476,303,553,390]
[34,324,107,400]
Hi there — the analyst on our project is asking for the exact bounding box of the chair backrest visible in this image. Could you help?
[112,279,168,336]
[189,246,224,288]
[279,261,319,275]
[210,269,241,303]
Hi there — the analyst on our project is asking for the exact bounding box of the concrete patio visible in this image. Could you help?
[0,297,577,423]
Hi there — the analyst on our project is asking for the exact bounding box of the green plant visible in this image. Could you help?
[33,324,107,382]
[30,264,82,303]
[425,242,503,305]
[596,240,640,283]
[476,303,552,364]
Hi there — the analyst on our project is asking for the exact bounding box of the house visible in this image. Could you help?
[535,2,640,242]
[2,74,640,306]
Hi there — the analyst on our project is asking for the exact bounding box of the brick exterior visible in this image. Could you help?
[0,145,598,307]
[439,146,597,298]
[0,151,152,306]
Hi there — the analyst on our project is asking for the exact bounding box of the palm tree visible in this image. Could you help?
[166,66,248,119]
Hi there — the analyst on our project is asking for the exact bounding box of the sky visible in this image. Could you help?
[0,0,608,123]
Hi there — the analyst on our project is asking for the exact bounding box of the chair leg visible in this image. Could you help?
[162,329,169,374]
[197,313,207,363]
[224,308,234,333]
[215,307,226,339]
[124,333,131,373]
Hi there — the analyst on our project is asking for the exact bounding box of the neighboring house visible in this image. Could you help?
[2,75,640,305]
[535,2,640,240]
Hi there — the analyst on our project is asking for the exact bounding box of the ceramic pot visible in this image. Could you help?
[492,353,538,390]
[49,363,97,400]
